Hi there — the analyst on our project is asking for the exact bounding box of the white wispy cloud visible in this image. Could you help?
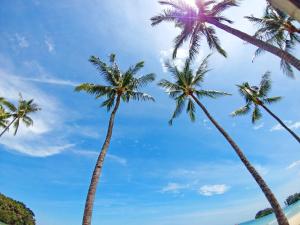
[0,66,74,157]
[160,182,189,194]
[73,150,127,166]
[44,36,55,53]
[14,33,29,49]
[21,60,78,86]
[286,160,300,170]
[253,123,264,130]
[159,48,189,73]
[270,120,300,131]
[254,164,269,176]
[198,184,230,196]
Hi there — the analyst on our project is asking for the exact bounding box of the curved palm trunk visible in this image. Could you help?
[206,18,300,72]
[190,94,289,225]
[0,117,17,138]
[261,104,300,143]
[82,95,121,225]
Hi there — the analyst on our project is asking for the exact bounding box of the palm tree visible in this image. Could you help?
[231,72,300,143]
[0,97,15,128]
[158,56,289,225]
[267,0,300,23]
[0,95,40,137]
[150,0,300,72]
[246,5,300,77]
[75,54,155,225]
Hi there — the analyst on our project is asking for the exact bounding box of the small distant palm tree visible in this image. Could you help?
[0,95,40,137]
[158,56,289,225]
[246,5,300,77]
[151,0,300,72]
[0,97,15,128]
[231,72,300,143]
[75,54,155,225]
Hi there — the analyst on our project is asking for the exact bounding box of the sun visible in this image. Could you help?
[184,0,197,7]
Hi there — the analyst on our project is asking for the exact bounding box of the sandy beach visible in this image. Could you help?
[289,212,300,225]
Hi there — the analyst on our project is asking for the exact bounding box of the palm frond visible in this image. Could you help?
[231,104,251,117]
[173,26,192,59]
[75,83,113,98]
[203,26,227,57]
[101,97,115,111]
[262,96,282,104]
[258,71,271,97]
[158,79,181,93]
[187,98,196,122]
[0,97,16,112]
[129,61,145,75]
[169,94,186,125]
[135,73,156,89]
[127,92,155,102]
[195,90,231,98]
[252,105,262,123]
[210,0,238,16]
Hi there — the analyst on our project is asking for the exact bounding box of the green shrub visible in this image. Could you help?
[285,193,300,206]
[255,208,273,219]
[0,193,35,225]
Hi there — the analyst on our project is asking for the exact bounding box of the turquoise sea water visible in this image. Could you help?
[239,201,300,225]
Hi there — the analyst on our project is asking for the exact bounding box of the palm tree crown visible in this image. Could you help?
[11,94,41,135]
[231,72,281,123]
[151,0,238,60]
[246,6,300,77]
[75,54,155,107]
[158,55,229,124]
[0,97,16,128]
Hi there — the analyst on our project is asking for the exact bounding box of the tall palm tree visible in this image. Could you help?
[231,72,300,143]
[75,54,155,225]
[150,0,300,72]
[0,97,15,128]
[0,95,40,137]
[246,5,300,77]
[158,56,289,225]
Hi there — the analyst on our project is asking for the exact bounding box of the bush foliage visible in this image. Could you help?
[255,208,273,219]
[0,193,35,225]
[285,192,300,206]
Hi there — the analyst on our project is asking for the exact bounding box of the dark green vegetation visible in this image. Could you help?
[0,95,40,138]
[285,193,300,206]
[255,208,274,219]
[75,54,155,225]
[0,193,35,225]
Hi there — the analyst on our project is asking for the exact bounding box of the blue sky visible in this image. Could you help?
[0,0,300,225]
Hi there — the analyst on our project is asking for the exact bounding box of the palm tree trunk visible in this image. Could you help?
[0,117,17,138]
[206,18,300,72]
[82,95,121,225]
[190,94,289,225]
[261,104,300,143]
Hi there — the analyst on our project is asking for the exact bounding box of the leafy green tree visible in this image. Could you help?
[158,55,289,225]
[285,192,300,206]
[255,208,274,219]
[246,5,300,77]
[231,72,300,143]
[0,193,35,225]
[0,95,40,138]
[150,0,300,72]
[75,54,155,225]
